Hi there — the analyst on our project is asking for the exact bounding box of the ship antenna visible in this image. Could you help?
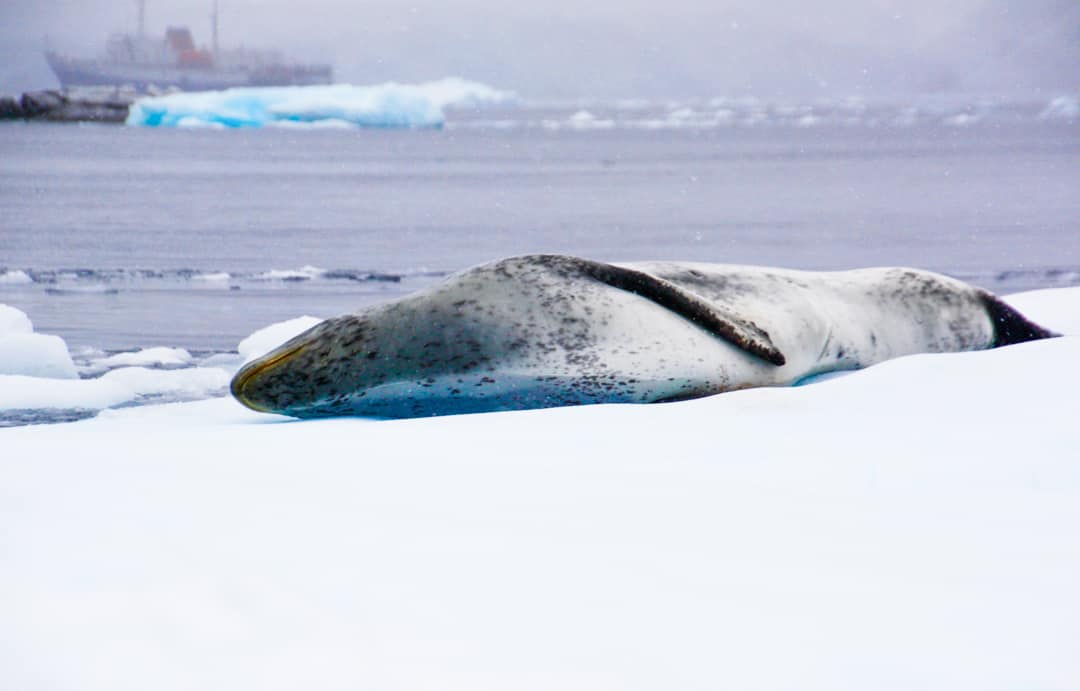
[211,0,219,57]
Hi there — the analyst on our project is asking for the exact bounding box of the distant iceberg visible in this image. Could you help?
[1039,95,1079,123]
[126,77,515,129]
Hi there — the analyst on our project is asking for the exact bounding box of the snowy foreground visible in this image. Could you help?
[3,288,1080,690]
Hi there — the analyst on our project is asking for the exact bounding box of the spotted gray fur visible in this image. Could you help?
[231,254,1057,419]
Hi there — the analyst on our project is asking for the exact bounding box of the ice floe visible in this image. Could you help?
[0,305,237,412]
[0,269,33,285]
[1039,95,1079,122]
[253,266,327,282]
[455,94,1080,131]
[0,304,77,379]
[95,346,194,370]
[126,78,515,129]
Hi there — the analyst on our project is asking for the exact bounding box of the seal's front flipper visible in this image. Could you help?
[546,256,787,366]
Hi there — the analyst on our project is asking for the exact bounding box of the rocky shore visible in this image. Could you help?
[0,87,140,123]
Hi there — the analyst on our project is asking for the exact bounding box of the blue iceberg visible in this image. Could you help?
[126,78,514,129]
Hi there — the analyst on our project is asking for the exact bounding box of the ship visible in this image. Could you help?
[45,1,332,92]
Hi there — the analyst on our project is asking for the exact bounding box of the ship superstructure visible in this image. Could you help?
[45,1,332,92]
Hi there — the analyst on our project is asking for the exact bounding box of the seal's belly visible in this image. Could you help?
[290,360,757,419]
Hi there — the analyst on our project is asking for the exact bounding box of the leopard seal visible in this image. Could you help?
[231,254,1057,418]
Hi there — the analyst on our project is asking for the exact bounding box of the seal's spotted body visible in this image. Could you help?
[231,255,1056,419]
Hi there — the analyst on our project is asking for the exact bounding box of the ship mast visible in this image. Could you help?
[136,0,146,38]
[211,0,219,57]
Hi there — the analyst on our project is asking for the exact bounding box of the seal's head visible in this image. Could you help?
[229,291,514,418]
[230,314,385,418]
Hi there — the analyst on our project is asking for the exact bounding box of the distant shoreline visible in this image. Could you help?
[1,87,134,123]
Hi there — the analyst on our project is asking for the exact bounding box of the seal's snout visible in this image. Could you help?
[230,341,310,414]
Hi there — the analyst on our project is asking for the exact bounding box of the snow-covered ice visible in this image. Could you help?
[95,346,194,369]
[0,365,230,411]
[0,305,230,411]
[1,287,1079,690]
[126,78,515,129]
[237,315,323,363]
[0,303,34,336]
[0,306,323,414]
[0,304,77,379]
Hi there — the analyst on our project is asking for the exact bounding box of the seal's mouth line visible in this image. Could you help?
[230,341,310,413]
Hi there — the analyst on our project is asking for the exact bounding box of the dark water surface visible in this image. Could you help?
[2,117,1078,352]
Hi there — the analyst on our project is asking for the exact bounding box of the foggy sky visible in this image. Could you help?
[2,0,1077,98]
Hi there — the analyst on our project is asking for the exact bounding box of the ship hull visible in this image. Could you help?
[46,52,332,92]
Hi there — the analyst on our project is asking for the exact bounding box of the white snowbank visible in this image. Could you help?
[126,78,515,129]
[0,304,77,379]
[237,315,323,364]
[1,288,1079,690]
